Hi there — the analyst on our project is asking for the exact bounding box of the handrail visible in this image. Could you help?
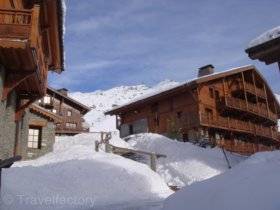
[200,112,279,141]
[94,132,166,171]
[0,8,32,25]
[221,96,277,122]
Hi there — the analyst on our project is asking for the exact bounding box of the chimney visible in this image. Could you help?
[198,64,215,77]
[57,88,68,96]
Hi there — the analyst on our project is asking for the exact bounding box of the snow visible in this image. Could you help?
[61,0,67,36]
[162,151,280,210]
[1,134,172,210]
[248,26,280,48]
[127,133,245,187]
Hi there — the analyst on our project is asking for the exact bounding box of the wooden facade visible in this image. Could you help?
[106,65,280,155]
[0,0,64,121]
[37,87,91,135]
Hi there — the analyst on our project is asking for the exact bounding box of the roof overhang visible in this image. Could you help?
[105,65,280,116]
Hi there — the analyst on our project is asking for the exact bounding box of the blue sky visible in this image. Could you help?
[49,0,280,93]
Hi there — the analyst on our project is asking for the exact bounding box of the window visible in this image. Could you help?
[66,123,77,129]
[67,110,72,117]
[209,88,214,98]
[28,127,42,149]
[43,96,51,104]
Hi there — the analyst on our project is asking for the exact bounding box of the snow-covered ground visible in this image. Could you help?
[163,151,280,210]
[127,133,245,187]
[1,134,172,210]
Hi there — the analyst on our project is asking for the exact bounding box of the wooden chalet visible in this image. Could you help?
[0,0,64,160]
[0,0,64,120]
[37,87,91,135]
[106,65,280,155]
[245,26,280,70]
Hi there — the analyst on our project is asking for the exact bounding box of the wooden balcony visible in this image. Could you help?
[0,6,48,98]
[244,83,266,98]
[199,113,279,141]
[55,125,90,135]
[220,97,278,124]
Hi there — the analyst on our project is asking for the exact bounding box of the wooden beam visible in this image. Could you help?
[241,72,249,111]
[1,71,35,101]
[15,97,37,122]
[263,83,271,119]
[252,71,260,114]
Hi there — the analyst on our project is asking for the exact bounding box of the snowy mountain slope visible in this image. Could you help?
[163,151,280,210]
[69,80,179,132]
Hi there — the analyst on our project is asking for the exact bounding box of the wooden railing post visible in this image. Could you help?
[150,153,157,171]
[95,141,99,152]
[30,5,40,48]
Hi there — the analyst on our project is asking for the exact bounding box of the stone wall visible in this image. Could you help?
[23,111,55,160]
[0,67,17,160]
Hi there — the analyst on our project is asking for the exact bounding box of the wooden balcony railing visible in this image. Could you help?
[56,125,90,133]
[0,8,32,39]
[199,113,279,141]
[221,97,278,123]
[244,83,266,98]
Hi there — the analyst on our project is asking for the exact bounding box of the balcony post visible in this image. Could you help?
[263,84,271,120]
[30,5,40,48]
[241,72,249,111]
[252,72,261,114]
[222,78,227,106]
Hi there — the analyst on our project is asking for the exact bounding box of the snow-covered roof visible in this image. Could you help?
[248,26,280,48]
[106,65,255,114]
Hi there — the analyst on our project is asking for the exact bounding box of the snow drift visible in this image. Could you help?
[1,134,172,210]
[163,151,280,210]
[127,133,245,187]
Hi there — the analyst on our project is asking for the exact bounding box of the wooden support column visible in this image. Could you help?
[241,72,249,111]
[222,78,227,105]
[30,5,40,48]
[252,72,260,114]
[263,84,270,119]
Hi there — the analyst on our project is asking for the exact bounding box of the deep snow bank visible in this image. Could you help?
[163,151,280,210]
[1,134,172,210]
[127,133,245,187]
